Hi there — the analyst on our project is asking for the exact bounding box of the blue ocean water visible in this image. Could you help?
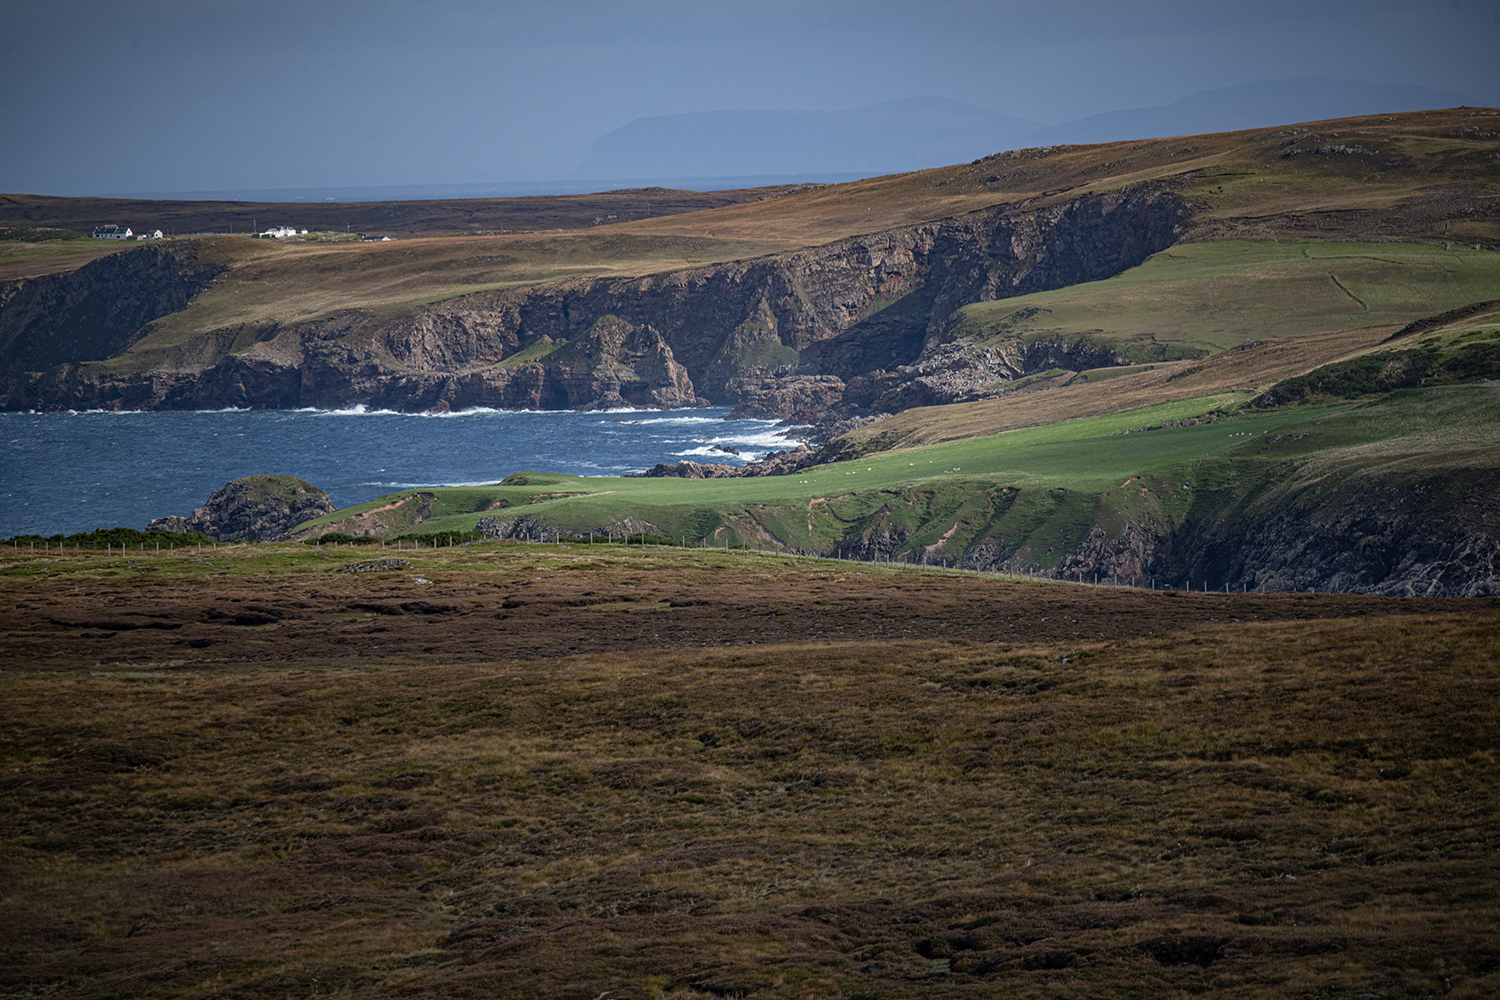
[0,406,791,537]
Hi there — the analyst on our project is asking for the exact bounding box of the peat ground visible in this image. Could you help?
[2,543,1497,998]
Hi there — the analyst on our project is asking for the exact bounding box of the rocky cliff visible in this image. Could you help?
[0,241,226,408]
[993,473,1500,598]
[146,475,337,542]
[4,185,1189,416]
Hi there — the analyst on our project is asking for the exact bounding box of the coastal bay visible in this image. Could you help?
[0,407,788,537]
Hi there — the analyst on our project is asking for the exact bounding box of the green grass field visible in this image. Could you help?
[952,241,1500,361]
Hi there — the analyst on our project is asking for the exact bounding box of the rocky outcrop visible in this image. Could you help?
[634,440,847,479]
[725,374,847,420]
[636,460,739,479]
[147,475,337,542]
[842,336,1130,413]
[544,315,697,410]
[9,185,1190,415]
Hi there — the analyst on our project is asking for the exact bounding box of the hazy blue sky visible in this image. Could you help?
[2,0,1496,196]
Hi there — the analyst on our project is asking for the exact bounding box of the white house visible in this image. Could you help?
[92,225,133,239]
[135,230,164,241]
[259,226,299,238]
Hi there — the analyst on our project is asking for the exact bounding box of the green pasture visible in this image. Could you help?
[296,385,1500,571]
[953,240,1500,361]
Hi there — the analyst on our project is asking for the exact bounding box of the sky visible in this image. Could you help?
[2,0,1496,197]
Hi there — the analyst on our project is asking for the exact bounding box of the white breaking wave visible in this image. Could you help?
[296,404,400,416]
[366,479,508,489]
[633,415,756,427]
[672,446,750,461]
[716,429,798,449]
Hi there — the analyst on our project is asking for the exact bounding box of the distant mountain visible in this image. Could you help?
[574,98,1041,180]
[1015,78,1472,147]
[576,80,1474,185]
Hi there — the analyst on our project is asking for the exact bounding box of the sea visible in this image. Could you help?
[0,406,793,538]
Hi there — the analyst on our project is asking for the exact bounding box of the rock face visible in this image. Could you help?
[1181,470,1500,598]
[725,374,847,420]
[0,242,227,409]
[545,315,698,410]
[949,470,1500,598]
[147,475,337,542]
[6,185,1189,416]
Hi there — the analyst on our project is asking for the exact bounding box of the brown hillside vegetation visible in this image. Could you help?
[0,238,146,283]
[2,544,1498,999]
[615,107,1500,246]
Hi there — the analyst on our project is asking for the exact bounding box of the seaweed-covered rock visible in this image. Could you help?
[147,475,337,541]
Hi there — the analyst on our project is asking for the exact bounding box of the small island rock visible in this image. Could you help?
[147,475,337,542]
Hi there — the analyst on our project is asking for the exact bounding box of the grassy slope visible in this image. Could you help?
[2,544,1497,999]
[952,241,1500,361]
[0,230,135,282]
[615,108,1500,246]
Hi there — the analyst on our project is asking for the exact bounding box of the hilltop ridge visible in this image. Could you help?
[1,107,1497,419]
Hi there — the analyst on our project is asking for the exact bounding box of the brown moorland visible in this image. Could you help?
[2,542,1497,999]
